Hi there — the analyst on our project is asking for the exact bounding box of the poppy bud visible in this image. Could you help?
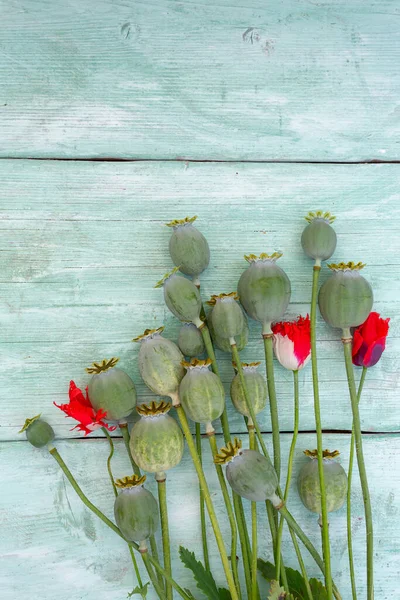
[114,475,159,543]
[166,216,210,280]
[301,211,337,262]
[178,323,205,357]
[179,358,225,425]
[130,401,184,474]
[318,262,373,331]
[297,449,348,514]
[86,358,137,421]
[352,311,390,368]
[272,315,311,371]
[134,327,184,401]
[230,362,267,418]
[208,292,245,341]
[238,253,291,333]
[215,439,278,502]
[155,267,203,327]
[19,414,54,448]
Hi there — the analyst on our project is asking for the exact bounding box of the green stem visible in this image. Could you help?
[309,265,333,599]
[157,476,172,600]
[248,427,258,600]
[149,533,164,589]
[347,366,367,600]
[342,341,373,600]
[195,422,210,571]
[102,428,144,589]
[119,423,141,476]
[208,434,241,600]
[175,405,239,600]
[265,500,288,590]
[141,550,167,600]
[234,492,253,599]
[288,530,313,600]
[262,334,281,481]
[49,447,192,600]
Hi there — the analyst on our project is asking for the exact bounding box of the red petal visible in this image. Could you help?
[352,329,364,357]
[69,381,91,407]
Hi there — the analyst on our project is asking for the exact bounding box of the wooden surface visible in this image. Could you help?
[1,1,399,599]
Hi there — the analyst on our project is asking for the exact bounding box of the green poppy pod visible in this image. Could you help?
[297,450,348,514]
[87,358,136,421]
[130,400,184,474]
[19,414,55,448]
[114,475,159,543]
[178,323,205,357]
[208,292,245,341]
[166,216,210,280]
[215,439,278,502]
[134,327,185,402]
[238,253,291,334]
[155,267,203,327]
[230,362,267,418]
[301,211,337,262]
[179,358,225,425]
[318,262,373,331]
[208,306,249,352]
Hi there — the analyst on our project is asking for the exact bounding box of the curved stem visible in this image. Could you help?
[175,405,239,600]
[248,428,258,600]
[119,423,141,476]
[157,475,172,600]
[141,550,167,600]
[309,265,333,599]
[208,434,241,600]
[195,422,210,571]
[342,341,373,600]
[262,334,281,481]
[347,366,367,600]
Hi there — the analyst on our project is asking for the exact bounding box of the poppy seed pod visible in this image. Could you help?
[318,262,373,332]
[215,439,278,502]
[301,211,337,263]
[155,267,203,327]
[230,362,267,418]
[178,323,205,357]
[179,358,225,425]
[19,414,55,448]
[130,401,184,474]
[238,253,291,334]
[166,216,210,280]
[134,327,185,401]
[114,475,159,543]
[87,358,137,421]
[208,292,245,342]
[208,307,249,352]
[297,450,348,514]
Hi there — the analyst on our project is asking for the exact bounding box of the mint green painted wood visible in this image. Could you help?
[2,161,399,440]
[0,1,399,160]
[1,434,399,599]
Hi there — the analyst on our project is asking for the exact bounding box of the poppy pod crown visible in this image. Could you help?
[165,216,198,228]
[214,438,243,465]
[136,400,171,417]
[155,266,181,289]
[304,449,340,460]
[86,357,119,374]
[115,474,147,489]
[304,210,336,224]
[232,361,261,373]
[181,357,212,371]
[133,326,165,343]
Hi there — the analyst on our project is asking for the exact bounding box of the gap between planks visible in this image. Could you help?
[0,157,399,164]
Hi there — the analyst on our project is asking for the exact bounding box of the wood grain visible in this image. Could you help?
[0,0,399,160]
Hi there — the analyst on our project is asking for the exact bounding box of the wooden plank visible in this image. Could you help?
[0,1,399,160]
[1,160,399,440]
[1,434,399,599]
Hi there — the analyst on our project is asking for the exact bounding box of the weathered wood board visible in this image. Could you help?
[0,0,399,160]
[1,161,399,440]
[1,434,399,600]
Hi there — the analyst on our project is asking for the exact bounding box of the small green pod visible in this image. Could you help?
[209,292,245,341]
[238,253,291,333]
[19,414,55,448]
[134,327,185,400]
[87,358,137,421]
[318,262,373,331]
[216,440,278,502]
[301,211,337,262]
[297,450,348,514]
[114,475,159,542]
[179,358,225,424]
[230,362,267,418]
[166,216,210,279]
[208,307,249,352]
[130,401,184,473]
[178,323,205,357]
[156,267,203,327]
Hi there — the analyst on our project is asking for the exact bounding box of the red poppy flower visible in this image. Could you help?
[352,312,390,368]
[54,381,117,435]
[272,315,311,371]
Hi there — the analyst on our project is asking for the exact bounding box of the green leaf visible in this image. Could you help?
[184,589,198,600]
[268,580,297,600]
[257,559,328,600]
[309,579,329,600]
[217,588,232,600]
[128,582,150,599]
[179,546,222,600]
